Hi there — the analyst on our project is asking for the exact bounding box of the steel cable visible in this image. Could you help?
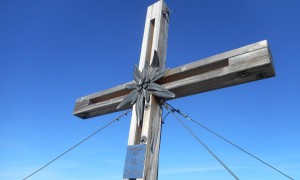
[162,101,293,180]
[168,109,239,180]
[22,109,131,180]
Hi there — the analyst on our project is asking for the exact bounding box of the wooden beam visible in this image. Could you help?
[73,40,275,119]
[124,1,169,179]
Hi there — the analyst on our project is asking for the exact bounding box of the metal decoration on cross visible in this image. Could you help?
[117,50,175,127]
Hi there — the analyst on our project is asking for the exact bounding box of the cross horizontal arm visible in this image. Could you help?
[73,40,275,119]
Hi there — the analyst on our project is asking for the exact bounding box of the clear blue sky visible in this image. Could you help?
[1,0,299,179]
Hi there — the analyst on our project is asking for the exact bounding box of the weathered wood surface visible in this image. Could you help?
[124,1,169,180]
[141,96,162,180]
[74,40,275,119]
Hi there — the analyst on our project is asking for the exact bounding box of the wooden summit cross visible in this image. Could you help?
[73,1,275,179]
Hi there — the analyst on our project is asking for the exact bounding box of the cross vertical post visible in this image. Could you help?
[124,1,169,179]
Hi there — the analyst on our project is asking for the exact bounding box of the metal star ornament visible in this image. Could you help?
[117,50,175,126]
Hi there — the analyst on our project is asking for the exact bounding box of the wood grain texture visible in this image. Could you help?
[139,1,169,179]
[73,40,275,119]
[124,1,169,180]
[141,96,162,180]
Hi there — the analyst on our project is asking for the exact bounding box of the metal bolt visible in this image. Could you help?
[162,8,170,21]
[257,73,267,79]
[238,71,249,77]
[140,136,147,144]
[144,103,150,110]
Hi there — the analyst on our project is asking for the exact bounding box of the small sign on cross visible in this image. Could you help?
[123,144,146,178]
